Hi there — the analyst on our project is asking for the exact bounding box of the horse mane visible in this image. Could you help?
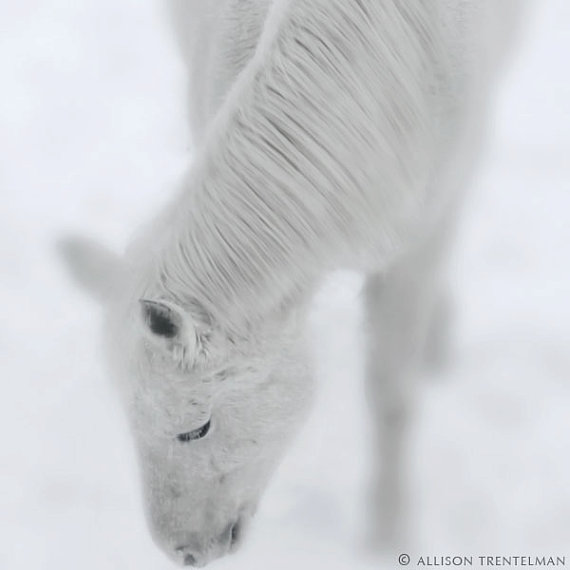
[144,0,450,335]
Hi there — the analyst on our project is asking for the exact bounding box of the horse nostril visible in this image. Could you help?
[230,521,241,546]
[183,553,197,567]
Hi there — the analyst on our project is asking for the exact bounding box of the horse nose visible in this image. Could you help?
[175,547,215,568]
[176,521,241,567]
[175,547,203,567]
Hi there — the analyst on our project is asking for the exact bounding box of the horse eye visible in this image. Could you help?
[177,420,211,442]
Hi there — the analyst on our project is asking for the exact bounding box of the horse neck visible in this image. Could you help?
[151,0,445,334]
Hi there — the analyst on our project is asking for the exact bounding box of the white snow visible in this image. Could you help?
[1,1,569,567]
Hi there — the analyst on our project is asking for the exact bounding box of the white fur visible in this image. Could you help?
[63,0,522,565]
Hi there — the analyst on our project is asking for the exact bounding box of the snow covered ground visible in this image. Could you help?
[1,1,569,568]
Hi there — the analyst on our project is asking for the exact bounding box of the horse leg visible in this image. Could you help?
[422,284,454,372]
[363,223,452,551]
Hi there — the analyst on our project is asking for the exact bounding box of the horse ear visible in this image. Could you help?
[140,300,184,339]
[139,299,198,355]
[58,236,121,303]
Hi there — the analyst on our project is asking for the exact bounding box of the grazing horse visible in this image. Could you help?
[62,0,523,566]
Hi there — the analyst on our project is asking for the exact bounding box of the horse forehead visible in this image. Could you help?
[137,373,213,403]
[126,367,213,418]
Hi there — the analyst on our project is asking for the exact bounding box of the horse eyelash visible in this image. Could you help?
[177,419,211,442]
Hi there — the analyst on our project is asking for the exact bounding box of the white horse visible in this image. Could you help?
[61,0,524,566]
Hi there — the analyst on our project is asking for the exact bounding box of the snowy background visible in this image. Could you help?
[1,1,569,568]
